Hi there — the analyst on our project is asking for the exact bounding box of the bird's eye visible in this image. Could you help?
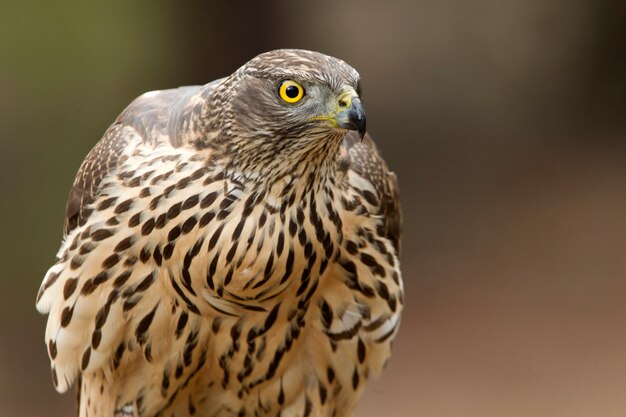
[278,80,305,104]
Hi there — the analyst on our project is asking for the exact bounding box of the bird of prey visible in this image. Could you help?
[36,49,403,417]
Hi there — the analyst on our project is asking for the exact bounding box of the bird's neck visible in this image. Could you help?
[216,132,345,195]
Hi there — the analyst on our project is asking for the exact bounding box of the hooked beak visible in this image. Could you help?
[335,96,367,139]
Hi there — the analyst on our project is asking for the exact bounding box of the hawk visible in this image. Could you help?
[36,49,403,417]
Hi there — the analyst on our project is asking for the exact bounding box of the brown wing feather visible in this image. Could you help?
[64,123,130,235]
[341,131,402,255]
[63,85,213,236]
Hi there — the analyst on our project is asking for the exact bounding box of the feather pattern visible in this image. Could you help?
[36,49,402,417]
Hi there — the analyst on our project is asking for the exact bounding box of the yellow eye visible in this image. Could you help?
[278,80,304,103]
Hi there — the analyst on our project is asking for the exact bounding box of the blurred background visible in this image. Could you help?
[1,1,625,416]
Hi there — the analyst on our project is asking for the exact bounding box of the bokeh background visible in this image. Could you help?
[1,1,625,416]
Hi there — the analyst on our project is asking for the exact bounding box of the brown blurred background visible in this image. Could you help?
[1,1,625,416]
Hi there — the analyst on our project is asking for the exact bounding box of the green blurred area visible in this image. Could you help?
[1,1,624,416]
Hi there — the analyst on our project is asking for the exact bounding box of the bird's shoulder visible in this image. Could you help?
[338,131,402,255]
[64,80,225,236]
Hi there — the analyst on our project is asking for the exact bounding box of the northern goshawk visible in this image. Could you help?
[36,49,403,417]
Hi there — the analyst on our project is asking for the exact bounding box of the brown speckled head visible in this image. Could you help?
[216,49,363,144]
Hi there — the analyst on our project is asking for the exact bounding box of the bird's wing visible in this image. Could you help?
[340,131,402,254]
[64,85,205,236]
[36,84,220,396]
[321,131,403,380]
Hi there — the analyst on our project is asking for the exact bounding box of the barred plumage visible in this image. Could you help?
[36,49,403,417]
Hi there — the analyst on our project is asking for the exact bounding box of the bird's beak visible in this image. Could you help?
[334,94,367,140]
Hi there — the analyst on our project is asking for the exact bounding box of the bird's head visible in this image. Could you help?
[218,49,366,146]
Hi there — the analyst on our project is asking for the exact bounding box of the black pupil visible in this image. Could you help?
[285,85,300,99]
